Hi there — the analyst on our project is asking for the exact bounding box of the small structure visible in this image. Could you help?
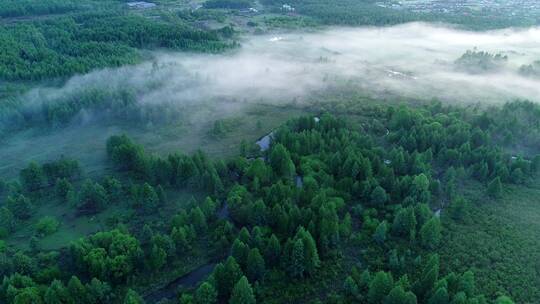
[126,1,156,9]
[282,4,295,12]
[269,36,283,42]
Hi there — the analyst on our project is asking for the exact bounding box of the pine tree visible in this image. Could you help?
[385,285,409,304]
[139,183,159,212]
[148,244,167,270]
[190,207,208,233]
[301,229,320,275]
[373,221,388,245]
[246,248,265,282]
[123,289,145,304]
[264,234,281,268]
[318,205,339,256]
[458,271,475,297]
[44,280,70,304]
[392,207,416,240]
[55,178,74,202]
[229,276,255,304]
[195,282,217,304]
[370,186,388,206]
[343,276,359,299]
[238,227,251,244]
[20,161,46,192]
[427,287,449,304]
[368,271,393,304]
[67,276,87,302]
[412,254,439,298]
[269,144,296,178]
[215,257,243,301]
[0,207,14,234]
[232,239,250,270]
[7,194,32,220]
[288,239,305,278]
[420,217,441,249]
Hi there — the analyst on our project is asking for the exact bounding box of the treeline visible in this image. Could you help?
[262,0,418,26]
[0,86,186,133]
[106,135,226,195]
[476,100,540,154]
[454,50,508,74]
[260,0,535,30]
[0,0,81,18]
[519,60,540,78]
[0,10,236,81]
[387,102,539,188]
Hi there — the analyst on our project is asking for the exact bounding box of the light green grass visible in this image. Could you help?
[5,187,205,251]
[440,177,540,303]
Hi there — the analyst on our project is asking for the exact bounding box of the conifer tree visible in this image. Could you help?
[229,276,255,304]
[195,282,218,304]
[246,248,265,282]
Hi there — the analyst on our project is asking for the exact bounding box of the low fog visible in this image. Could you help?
[27,22,540,111]
[3,22,540,178]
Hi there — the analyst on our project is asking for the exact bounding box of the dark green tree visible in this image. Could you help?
[123,289,145,304]
[264,234,281,268]
[427,287,449,304]
[288,238,305,278]
[195,282,218,304]
[370,186,389,206]
[373,221,388,245]
[269,144,296,178]
[44,279,70,304]
[7,194,32,220]
[246,248,265,282]
[229,276,255,304]
[368,271,393,304]
[420,217,441,249]
[20,161,46,192]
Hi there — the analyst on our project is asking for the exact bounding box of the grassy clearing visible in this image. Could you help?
[0,103,310,180]
[440,177,540,303]
[5,187,205,251]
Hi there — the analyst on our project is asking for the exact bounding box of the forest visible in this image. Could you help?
[1,0,540,303]
[0,0,236,83]
[1,99,539,303]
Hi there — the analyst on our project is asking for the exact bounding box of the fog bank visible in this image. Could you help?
[27,22,540,111]
[3,22,540,178]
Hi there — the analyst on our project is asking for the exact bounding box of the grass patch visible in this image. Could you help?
[440,177,540,302]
